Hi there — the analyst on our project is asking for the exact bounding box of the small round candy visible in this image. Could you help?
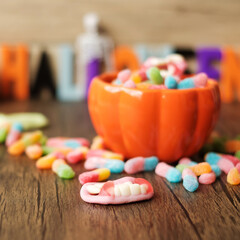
[166,168,182,183]
[57,164,75,179]
[146,67,163,84]
[198,172,216,184]
[165,76,178,89]
[227,167,240,185]
[183,175,199,192]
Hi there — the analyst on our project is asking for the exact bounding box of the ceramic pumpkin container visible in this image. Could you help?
[88,73,221,163]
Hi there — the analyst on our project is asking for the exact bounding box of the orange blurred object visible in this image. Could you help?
[88,73,221,163]
[225,140,240,153]
[1,45,29,100]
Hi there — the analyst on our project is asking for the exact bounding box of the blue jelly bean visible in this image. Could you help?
[205,152,221,165]
[211,164,222,177]
[183,175,199,192]
[166,168,182,183]
[144,156,159,171]
[165,76,178,89]
[177,78,195,89]
[104,159,124,173]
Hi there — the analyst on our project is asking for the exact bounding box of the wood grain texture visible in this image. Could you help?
[0,100,240,240]
[0,0,239,46]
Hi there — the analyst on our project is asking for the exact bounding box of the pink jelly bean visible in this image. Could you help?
[155,162,182,183]
[117,69,131,83]
[192,73,208,88]
[198,172,216,184]
[221,154,240,166]
[67,147,88,164]
[236,163,240,172]
[123,79,136,88]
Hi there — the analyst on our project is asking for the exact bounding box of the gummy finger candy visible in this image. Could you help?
[227,167,240,185]
[47,137,89,148]
[79,168,110,185]
[155,162,182,183]
[86,149,124,161]
[6,122,23,147]
[190,162,212,176]
[25,144,43,160]
[8,130,43,156]
[205,152,234,174]
[0,122,10,143]
[124,156,158,174]
[90,136,105,150]
[52,159,75,179]
[66,146,89,164]
[36,152,65,169]
[182,168,199,192]
[199,172,216,184]
[84,157,124,173]
[80,177,154,205]
[210,165,222,177]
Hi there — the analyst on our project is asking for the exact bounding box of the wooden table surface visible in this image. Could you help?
[0,101,240,240]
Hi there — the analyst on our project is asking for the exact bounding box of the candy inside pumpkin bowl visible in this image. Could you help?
[88,55,221,163]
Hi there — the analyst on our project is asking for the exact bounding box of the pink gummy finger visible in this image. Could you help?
[199,172,216,184]
[124,157,144,174]
[218,158,234,174]
[80,177,154,205]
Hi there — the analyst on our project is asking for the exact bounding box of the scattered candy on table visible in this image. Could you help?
[36,152,65,169]
[86,149,124,161]
[52,159,75,179]
[198,172,216,185]
[6,122,23,147]
[66,146,89,164]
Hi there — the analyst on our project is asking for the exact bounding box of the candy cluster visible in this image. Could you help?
[1,120,240,205]
[112,54,208,90]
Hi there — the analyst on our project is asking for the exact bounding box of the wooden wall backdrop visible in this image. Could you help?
[0,0,239,47]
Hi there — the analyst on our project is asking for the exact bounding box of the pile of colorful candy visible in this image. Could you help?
[1,120,240,205]
[112,54,208,90]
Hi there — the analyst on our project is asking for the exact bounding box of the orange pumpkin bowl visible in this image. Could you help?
[88,73,221,163]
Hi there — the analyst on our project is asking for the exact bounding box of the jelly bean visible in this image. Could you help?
[182,168,199,192]
[84,157,124,173]
[6,122,23,147]
[0,122,10,143]
[190,162,212,176]
[177,77,196,89]
[56,164,75,179]
[192,73,208,88]
[155,162,182,183]
[80,177,154,205]
[179,158,197,166]
[25,144,43,160]
[117,69,131,83]
[165,76,178,89]
[91,136,105,150]
[131,72,142,84]
[123,79,136,88]
[36,152,64,169]
[52,159,67,173]
[86,149,124,161]
[47,137,89,148]
[138,69,147,81]
[211,164,222,177]
[227,167,240,185]
[176,164,189,173]
[199,172,216,184]
[8,130,43,156]
[236,163,240,172]
[221,154,240,166]
[66,146,89,164]
[146,67,163,84]
[205,152,234,174]
[124,156,158,174]
[79,168,111,185]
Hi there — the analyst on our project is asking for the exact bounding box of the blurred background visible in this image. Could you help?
[0,0,239,102]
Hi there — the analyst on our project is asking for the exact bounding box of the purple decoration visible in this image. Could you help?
[86,58,100,98]
[196,47,222,81]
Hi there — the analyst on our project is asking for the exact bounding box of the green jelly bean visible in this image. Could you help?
[57,164,75,179]
[176,164,189,173]
[147,67,163,84]
[42,146,55,155]
[0,128,8,143]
